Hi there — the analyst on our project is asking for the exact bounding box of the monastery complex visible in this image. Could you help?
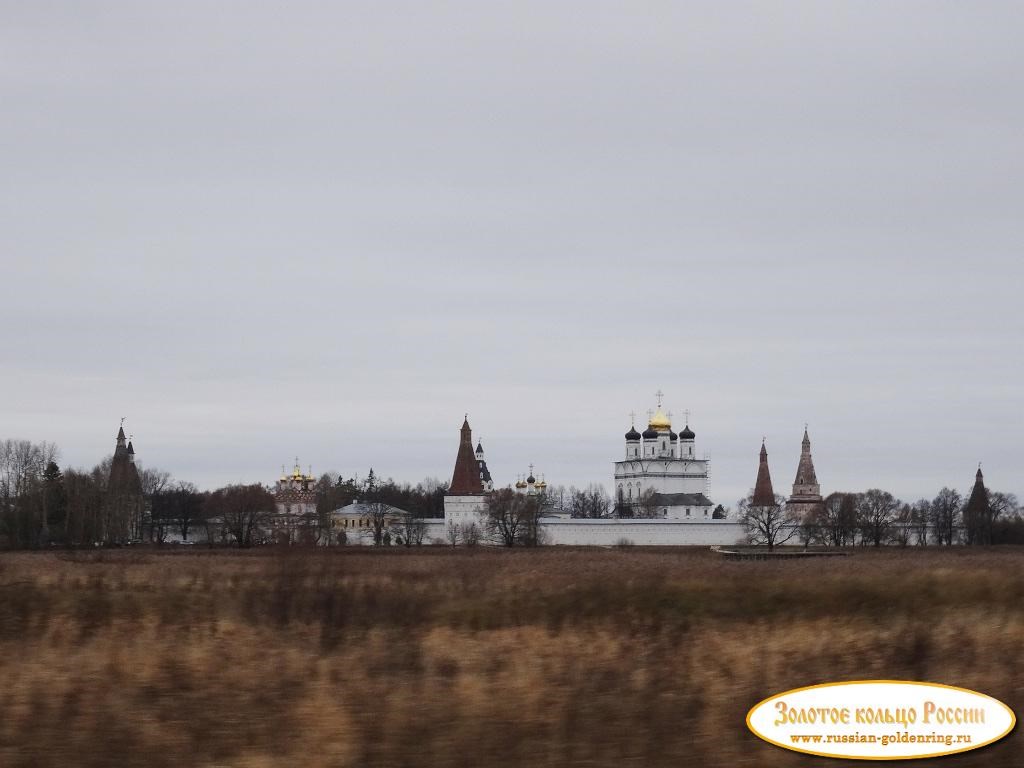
[428,394,823,547]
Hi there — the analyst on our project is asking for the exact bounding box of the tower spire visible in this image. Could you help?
[752,440,775,506]
[792,426,819,490]
[449,416,484,494]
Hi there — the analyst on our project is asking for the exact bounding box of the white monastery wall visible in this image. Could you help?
[540,519,747,546]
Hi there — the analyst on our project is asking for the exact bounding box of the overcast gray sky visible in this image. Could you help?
[2,2,1021,506]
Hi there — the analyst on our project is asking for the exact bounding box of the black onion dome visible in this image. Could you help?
[625,426,641,441]
[526,474,536,484]
[679,425,695,439]
[669,430,678,441]
[641,427,658,440]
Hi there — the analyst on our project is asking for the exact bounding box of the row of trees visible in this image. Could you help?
[0,439,177,549]
[739,486,1022,550]
[153,469,448,548]
[0,439,456,549]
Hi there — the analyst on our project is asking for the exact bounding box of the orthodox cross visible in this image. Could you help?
[647,409,654,421]
[629,410,636,426]
[684,409,690,425]
[655,389,664,409]
[120,416,126,428]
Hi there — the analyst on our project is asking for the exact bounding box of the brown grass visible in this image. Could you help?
[0,547,1021,767]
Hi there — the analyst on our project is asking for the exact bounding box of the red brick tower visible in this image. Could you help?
[752,440,775,506]
[449,417,484,494]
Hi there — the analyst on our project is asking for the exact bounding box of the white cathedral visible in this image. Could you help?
[614,395,719,520]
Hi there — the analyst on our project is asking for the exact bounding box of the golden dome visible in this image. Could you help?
[648,409,671,430]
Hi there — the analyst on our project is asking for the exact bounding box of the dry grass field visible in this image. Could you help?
[0,546,1021,767]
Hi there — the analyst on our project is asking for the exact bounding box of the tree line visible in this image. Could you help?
[0,438,449,549]
[738,485,1022,551]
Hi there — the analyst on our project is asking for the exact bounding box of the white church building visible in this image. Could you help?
[615,397,719,520]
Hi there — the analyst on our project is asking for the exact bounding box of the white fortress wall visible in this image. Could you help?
[540,519,748,546]
[418,517,749,546]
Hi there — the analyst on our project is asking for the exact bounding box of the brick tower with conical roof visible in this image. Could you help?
[444,416,489,527]
[106,423,144,543]
[786,427,824,520]
[964,465,991,545]
[449,417,484,494]
[752,440,776,507]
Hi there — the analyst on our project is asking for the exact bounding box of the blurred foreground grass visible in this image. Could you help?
[0,547,1021,767]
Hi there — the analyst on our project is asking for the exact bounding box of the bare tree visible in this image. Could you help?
[207,484,275,547]
[138,466,172,497]
[445,522,460,547]
[891,503,913,547]
[797,509,822,548]
[365,501,392,546]
[485,488,545,547]
[459,521,481,547]
[149,482,205,543]
[910,499,931,545]
[519,492,551,547]
[738,492,798,550]
[989,492,1019,526]
[857,489,901,547]
[392,506,426,547]
[930,488,962,546]
[568,484,612,519]
[814,492,858,547]
[633,488,662,519]
[0,439,60,548]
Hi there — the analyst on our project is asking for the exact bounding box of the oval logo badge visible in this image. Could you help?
[746,681,1015,760]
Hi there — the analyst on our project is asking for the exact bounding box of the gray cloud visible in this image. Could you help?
[2,2,1021,505]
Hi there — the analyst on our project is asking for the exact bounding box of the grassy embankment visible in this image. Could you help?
[1,547,1021,767]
